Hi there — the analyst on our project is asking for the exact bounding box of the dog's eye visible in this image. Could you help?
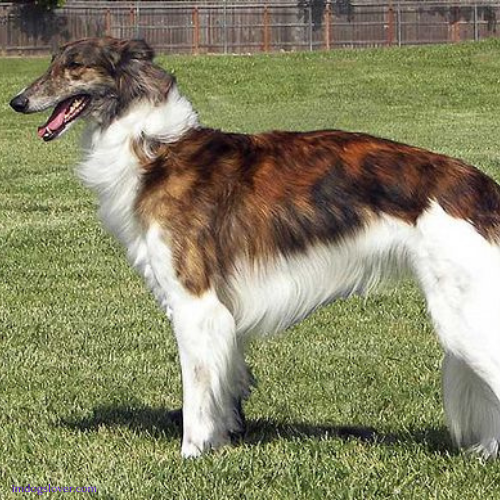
[67,61,84,70]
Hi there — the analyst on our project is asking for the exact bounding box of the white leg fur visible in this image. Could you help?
[173,292,245,458]
[415,202,500,459]
[443,353,500,459]
[143,224,248,458]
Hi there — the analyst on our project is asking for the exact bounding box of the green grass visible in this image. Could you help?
[2,41,500,499]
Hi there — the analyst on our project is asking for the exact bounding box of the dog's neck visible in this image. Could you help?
[85,83,200,151]
[78,83,199,246]
[80,82,199,192]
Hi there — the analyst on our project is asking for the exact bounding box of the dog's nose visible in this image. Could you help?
[10,94,29,113]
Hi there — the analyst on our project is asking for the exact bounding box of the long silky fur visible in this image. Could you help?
[11,37,500,459]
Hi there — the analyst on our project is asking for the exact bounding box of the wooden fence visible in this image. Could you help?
[0,1,499,55]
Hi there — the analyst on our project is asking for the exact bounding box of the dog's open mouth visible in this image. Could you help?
[37,95,90,142]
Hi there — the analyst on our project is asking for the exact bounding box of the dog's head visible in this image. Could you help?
[10,37,173,141]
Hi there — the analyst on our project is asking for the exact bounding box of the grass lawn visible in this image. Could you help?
[2,40,500,499]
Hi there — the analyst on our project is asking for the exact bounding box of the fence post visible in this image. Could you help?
[454,22,460,43]
[308,0,313,51]
[135,1,140,39]
[474,3,479,41]
[387,1,395,46]
[192,7,200,54]
[263,5,270,52]
[105,8,111,37]
[450,21,459,43]
[324,0,332,50]
[223,0,228,54]
[129,7,135,38]
[449,7,460,43]
[397,2,402,46]
[1,6,7,56]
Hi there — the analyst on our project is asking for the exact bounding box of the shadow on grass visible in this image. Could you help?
[246,419,452,455]
[61,405,452,455]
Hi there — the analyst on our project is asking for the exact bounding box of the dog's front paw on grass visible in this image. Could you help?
[181,431,231,458]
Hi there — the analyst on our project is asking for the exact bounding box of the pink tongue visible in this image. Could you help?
[37,100,71,138]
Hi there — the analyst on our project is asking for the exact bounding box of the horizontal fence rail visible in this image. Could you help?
[1,1,500,55]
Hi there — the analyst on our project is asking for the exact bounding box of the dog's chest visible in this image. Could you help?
[79,132,175,316]
[79,132,142,242]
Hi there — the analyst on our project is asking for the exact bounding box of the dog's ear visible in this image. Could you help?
[120,39,155,63]
[102,38,154,75]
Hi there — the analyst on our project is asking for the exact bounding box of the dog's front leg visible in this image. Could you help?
[173,291,244,458]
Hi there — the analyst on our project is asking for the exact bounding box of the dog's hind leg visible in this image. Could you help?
[173,291,247,458]
[442,352,500,458]
[230,354,256,441]
[415,203,500,459]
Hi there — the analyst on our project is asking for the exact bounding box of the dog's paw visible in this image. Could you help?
[181,441,203,459]
[181,431,230,458]
[468,439,500,461]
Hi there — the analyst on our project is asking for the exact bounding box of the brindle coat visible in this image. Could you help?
[134,129,500,296]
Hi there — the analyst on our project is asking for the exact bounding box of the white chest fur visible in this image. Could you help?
[79,119,171,314]
[77,92,199,317]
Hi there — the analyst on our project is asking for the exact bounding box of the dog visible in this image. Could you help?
[10,37,500,459]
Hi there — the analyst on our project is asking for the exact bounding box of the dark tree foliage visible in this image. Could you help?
[333,0,354,22]
[39,0,65,8]
[298,0,354,31]
[11,1,69,46]
[8,0,66,9]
